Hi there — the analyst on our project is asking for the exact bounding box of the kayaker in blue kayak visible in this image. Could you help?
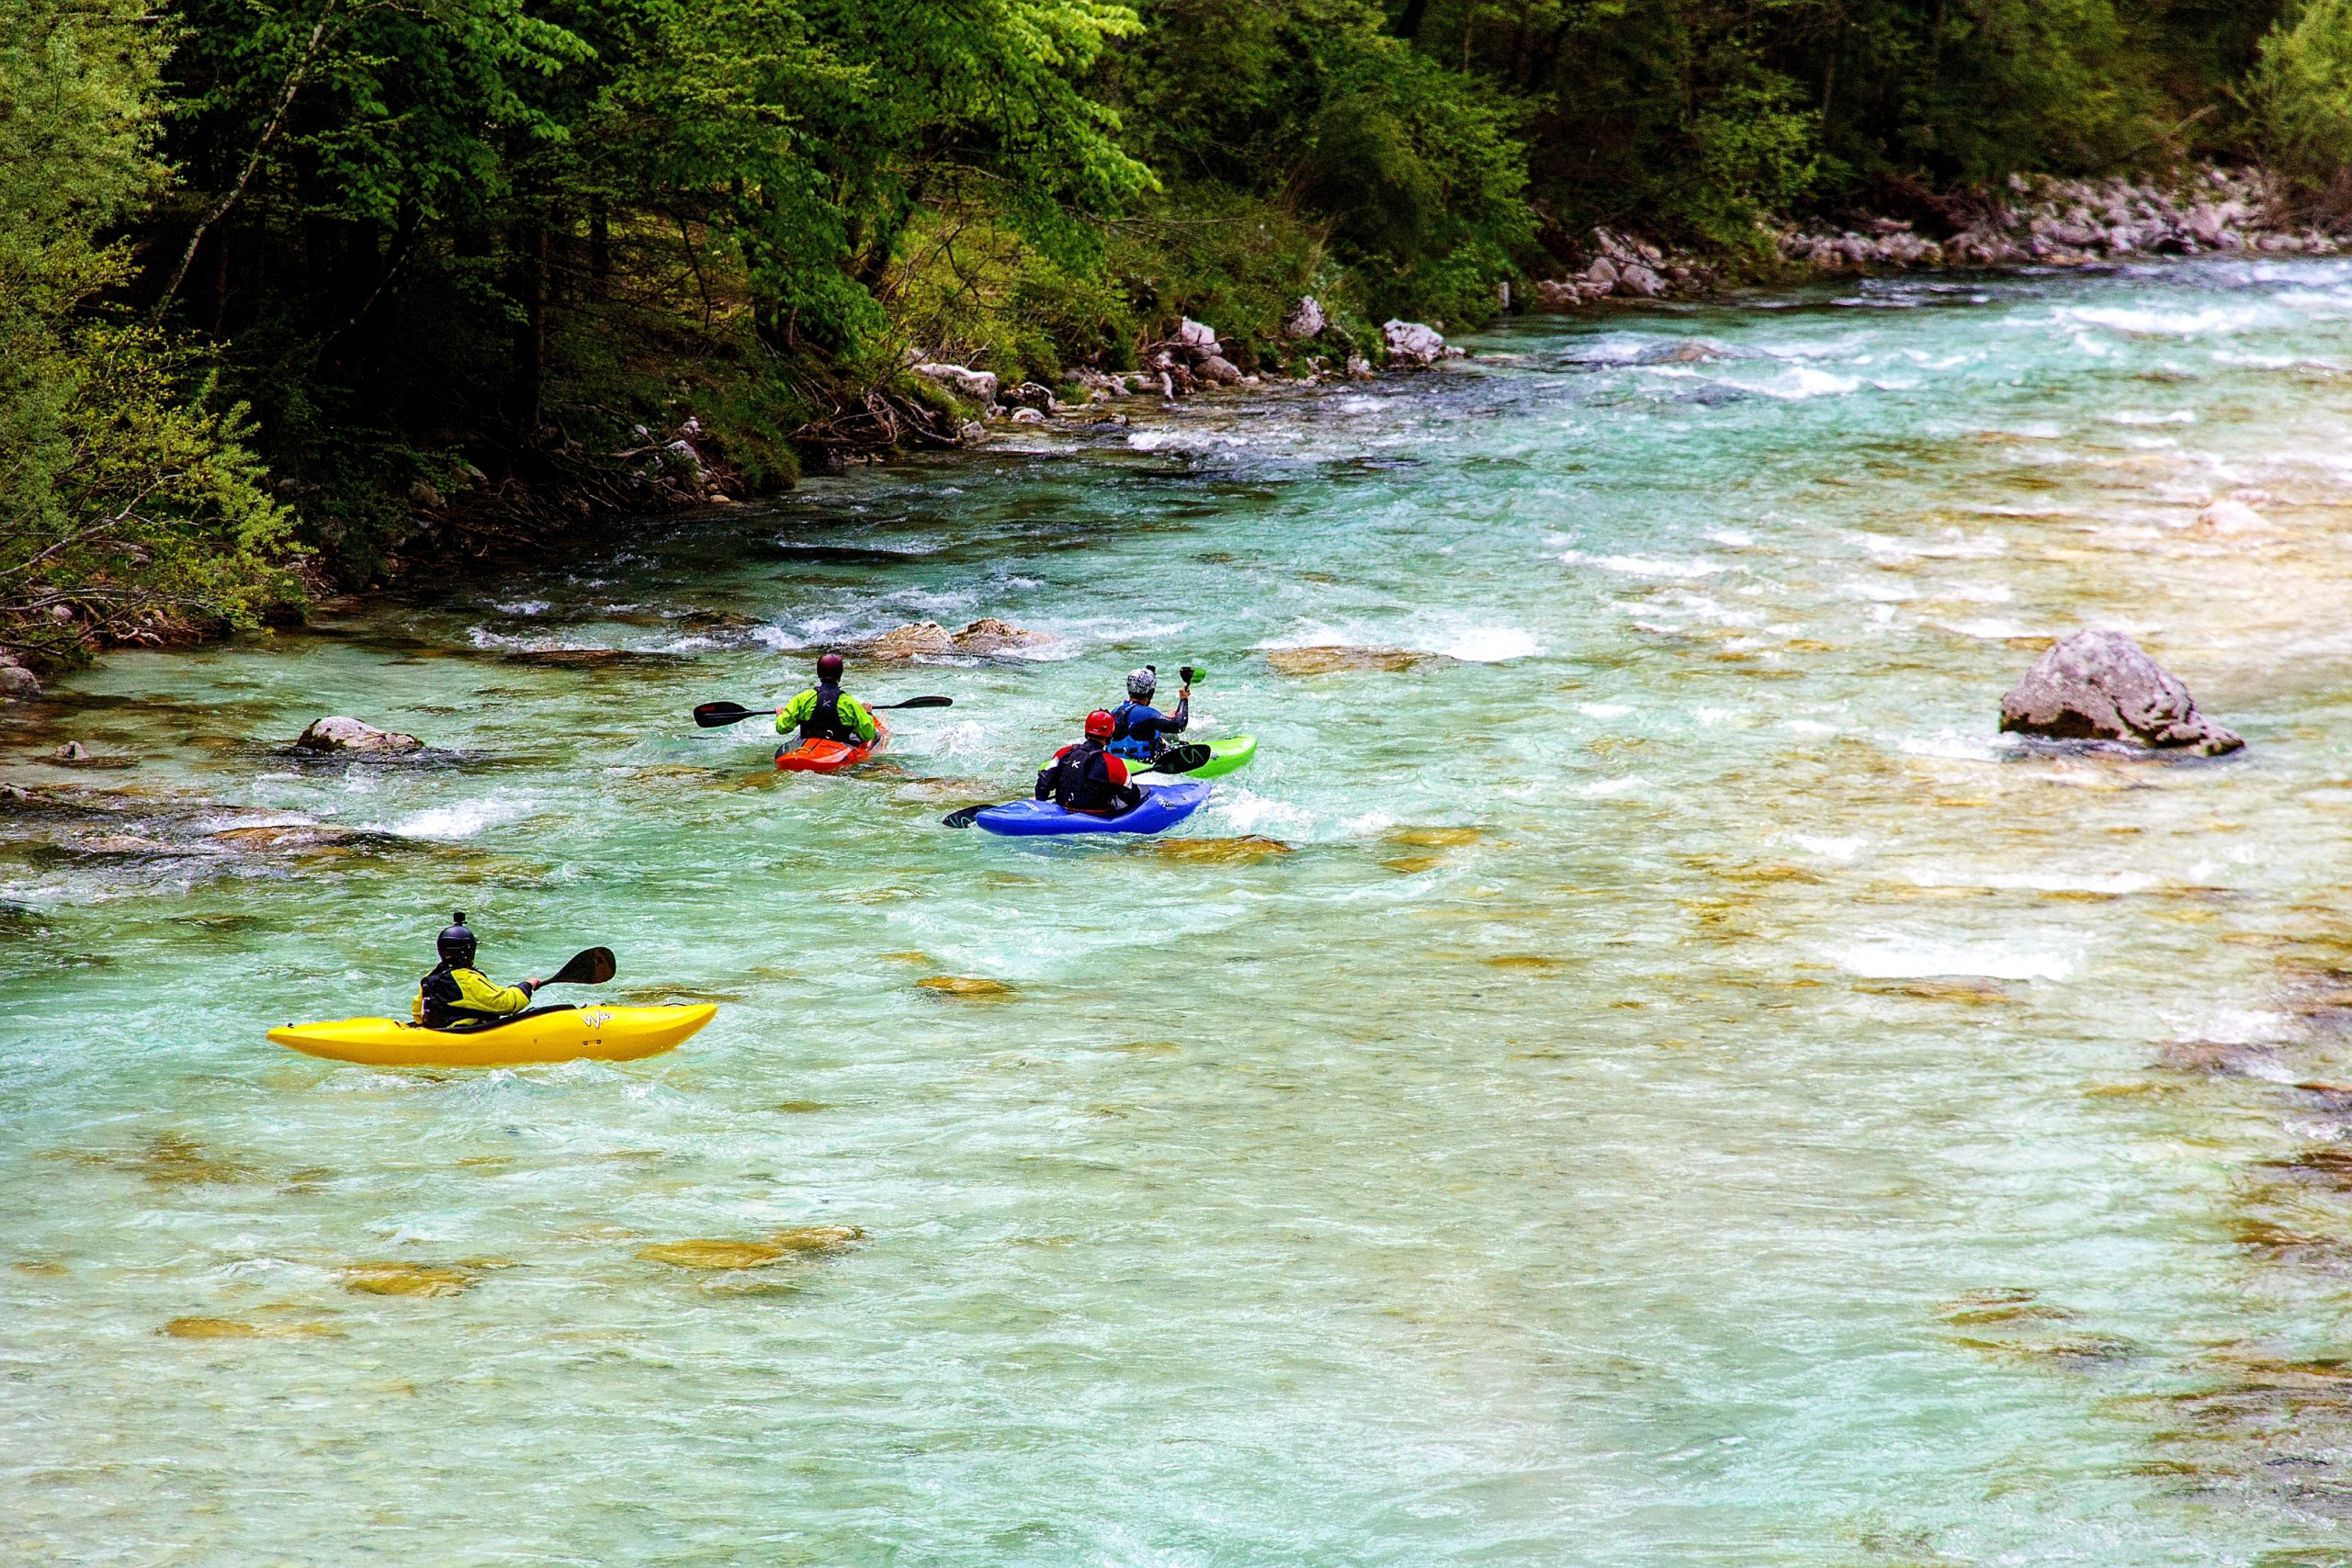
[775,652,879,745]
[1036,710,1145,816]
[1108,665,1189,761]
[414,913,542,1028]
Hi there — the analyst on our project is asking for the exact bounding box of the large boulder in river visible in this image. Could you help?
[294,716,424,755]
[1383,320,1447,367]
[1998,630,2243,756]
[0,655,40,701]
[910,363,1000,410]
[867,617,1048,659]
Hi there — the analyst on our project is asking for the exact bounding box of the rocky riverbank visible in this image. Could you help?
[1522,165,2344,310]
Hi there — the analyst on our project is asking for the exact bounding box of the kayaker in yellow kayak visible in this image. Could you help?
[413,912,544,1029]
[775,652,878,745]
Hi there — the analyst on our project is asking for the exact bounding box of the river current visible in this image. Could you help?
[6,259,2352,1564]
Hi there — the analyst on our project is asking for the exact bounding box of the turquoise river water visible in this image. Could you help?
[7,260,2352,1564]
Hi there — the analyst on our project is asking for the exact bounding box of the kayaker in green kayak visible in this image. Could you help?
[1107,665,1190,762]
[413,913,543,1029]
[775,652,879,745]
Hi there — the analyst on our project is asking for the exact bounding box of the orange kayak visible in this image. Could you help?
[776,716,888,773]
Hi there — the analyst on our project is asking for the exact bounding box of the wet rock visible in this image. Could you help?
[1344,355,1374,380]
[162,1316,338,1339]
[1010,407,1047,425]
[0,656,40,701]
[910,362,1000,410]
[1283,296,1327,340]
[51,741,89,762]
[1585,257,1620,289]
[950,616,1047,654]
[341,1261,480,1297]
[1266,645,1435,675]
[1195,355,1244,386]
[293,716,423,755]
[639,1226,861,1269]
[869,622,957,657]
[1148,835,1294,863]
[1001,381,1057,412]
[1618,264,1665,299]
[1998,630,2244,757]
[1069,368,1126,400]
[1174,318,1221,359]
[918,975,1013,998]
[1383,320,1447,368]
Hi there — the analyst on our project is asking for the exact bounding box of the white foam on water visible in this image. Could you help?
[384,795,533,840]
[1790,833,1866,861]
[1577,776,1645,797]
[1832,937,2076,981]
[493,600,550,616]
[1781,719,1838,736]
[1702,527,1755,547]
[1216,788,1314,837]
[1430,625,1542,661]
[1578,703,1634,719]
[1755,367,1863,400]
[2054,304,2271,337]
[1841,579,1917,603]
[1937,617,2031,639]
[1899,729,2009,761]
[1577,553,1724,580]
[2109,410,2197,425]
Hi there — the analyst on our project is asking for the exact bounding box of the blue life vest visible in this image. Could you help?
[1107,700,1157,760]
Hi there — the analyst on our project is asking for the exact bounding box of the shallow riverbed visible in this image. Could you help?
[7,259,2352,1564]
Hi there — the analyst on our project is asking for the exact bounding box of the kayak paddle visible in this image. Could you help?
[940,745,1211,829]
[693,695,953,728]
[538,946,616,987]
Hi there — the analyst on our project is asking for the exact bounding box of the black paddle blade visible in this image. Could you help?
[693,701,765,728]
[878,694,954,710]
[543,946,616,986]
[1144,742,1213,775]
[940,803,999,829]
[1179,665,1200,685]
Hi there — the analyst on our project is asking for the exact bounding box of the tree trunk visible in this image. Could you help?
[509,219,548,432]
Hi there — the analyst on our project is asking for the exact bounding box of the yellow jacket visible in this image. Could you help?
[414,964,535,1027]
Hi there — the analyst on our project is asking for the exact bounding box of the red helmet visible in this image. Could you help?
[1084,709,1116,739]
[817,652,844,682]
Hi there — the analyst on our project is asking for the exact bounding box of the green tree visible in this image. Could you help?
[1,0,296,667]
[2249,0,2352,209]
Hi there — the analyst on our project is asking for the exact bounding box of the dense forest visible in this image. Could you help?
[6,0,2352,669]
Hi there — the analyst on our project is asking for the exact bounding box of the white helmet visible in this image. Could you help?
[1126,666,1157,701]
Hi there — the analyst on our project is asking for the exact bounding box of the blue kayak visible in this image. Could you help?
[974,781,1212,838]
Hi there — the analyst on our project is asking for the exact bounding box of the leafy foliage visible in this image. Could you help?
[1,0,296,667]
[2249,0,2352,209]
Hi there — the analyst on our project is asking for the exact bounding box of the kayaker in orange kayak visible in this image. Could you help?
[775,653,878,747]
[413,913,543,1028]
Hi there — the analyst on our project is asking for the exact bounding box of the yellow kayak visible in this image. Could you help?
[268,1003,717,1067]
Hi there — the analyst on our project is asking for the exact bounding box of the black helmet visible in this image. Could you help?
[1126,665,1157,701]
[436,911,477,964]
[817,652,844,682]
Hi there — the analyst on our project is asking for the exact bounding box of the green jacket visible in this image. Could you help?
[775,686,878,743]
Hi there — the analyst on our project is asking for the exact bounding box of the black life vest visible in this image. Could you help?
[1049,740,1126,812]
[418,962,501,1029]
[800,682,858,743]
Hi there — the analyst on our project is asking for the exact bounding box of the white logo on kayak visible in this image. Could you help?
[581,1010,613,1028]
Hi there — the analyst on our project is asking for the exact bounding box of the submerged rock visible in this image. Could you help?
[1998,630,2244,756]
[293,716,423,755]
[918,975,1013,998]
[1266,645,1435,675]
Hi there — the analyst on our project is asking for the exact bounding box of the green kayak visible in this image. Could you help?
[1043,734,1257,780]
